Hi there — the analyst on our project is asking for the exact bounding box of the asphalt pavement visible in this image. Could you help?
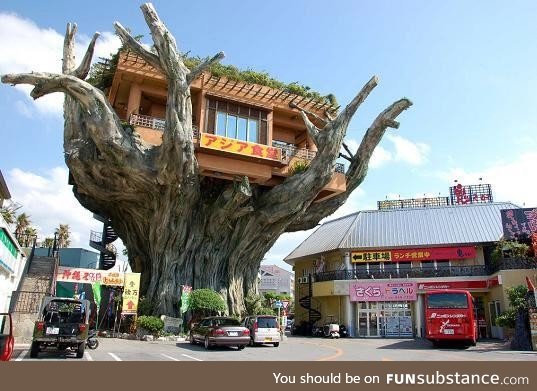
[11,335,537,361]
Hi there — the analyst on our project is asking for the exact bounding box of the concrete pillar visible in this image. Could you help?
[127,83,142,119]
[343,252,355,337]
[415,294,424,338]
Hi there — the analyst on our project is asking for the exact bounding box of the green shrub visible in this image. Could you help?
[289,160,309,175]
[136,315,164,334]
[189,288,227,316]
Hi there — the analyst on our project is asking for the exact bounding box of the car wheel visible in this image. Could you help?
[237,345,245,350]
[76,342,85,359]
[189,334,196,345]
[273,342,280,347]
[30,341,39,358]
[204,336,212,350]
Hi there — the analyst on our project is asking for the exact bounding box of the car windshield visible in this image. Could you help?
[427,293,468,309]
[214,318,240,327]
[43,300,87,323]
[257,317,278,328]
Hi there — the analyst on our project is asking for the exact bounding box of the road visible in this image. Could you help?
[12,335,537,361]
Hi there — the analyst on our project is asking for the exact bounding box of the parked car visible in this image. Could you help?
[0,313,14,361]
[189,317,250,350]
[30,297,91,359]
[242,315,281,347]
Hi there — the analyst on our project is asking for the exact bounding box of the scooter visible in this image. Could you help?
[322,323,340,339]
[86,330,99,350]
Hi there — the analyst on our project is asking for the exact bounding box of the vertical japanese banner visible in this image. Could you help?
[91,281,102,306]
[180,285,192,315]
[122,273,141,314]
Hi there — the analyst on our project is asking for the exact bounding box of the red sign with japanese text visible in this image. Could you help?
[200,133,282,161]
[349,281,417,302]
[417,277,500,291]
[391,246,476,262]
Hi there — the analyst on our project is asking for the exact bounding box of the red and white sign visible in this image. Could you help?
[349,281,417,302]
[56,266,125,286]
[418,277,500,291]
[391,246,476,262]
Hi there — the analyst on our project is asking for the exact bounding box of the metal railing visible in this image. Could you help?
[129,113,165,131]
[314,259,537,282]
[10,291,49,313]
[315,265,489,282]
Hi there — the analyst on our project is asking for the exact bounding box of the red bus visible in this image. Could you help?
[424,289,478,347]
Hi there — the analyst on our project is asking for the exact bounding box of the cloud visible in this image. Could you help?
[439,152,537,207]
[370,146,393,168]
[0,12,121,116]
[386,134,430,166]
[7,167,105,248]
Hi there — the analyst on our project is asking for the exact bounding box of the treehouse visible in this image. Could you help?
[107,51,346,202]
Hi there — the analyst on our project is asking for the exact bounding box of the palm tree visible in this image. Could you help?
[15,213,31,242]
[55,224,71,248]
[22,226,38,247]
[42,237,55,248]
[0,201,21,225]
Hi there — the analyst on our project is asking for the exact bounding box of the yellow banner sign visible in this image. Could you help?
[351,251,392,263]
[200,133,281,161]
[122,273,141,314]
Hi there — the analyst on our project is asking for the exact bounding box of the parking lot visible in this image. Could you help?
[11,335,537,361]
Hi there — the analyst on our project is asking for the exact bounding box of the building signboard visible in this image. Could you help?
[417,277,500,291]
[200,133,282,161]
[501,207,537,239]
[349,281,417,302]
[351,246,475,263]
[449,183,493,205]
[122,273,141,314]
[56,266,125,286]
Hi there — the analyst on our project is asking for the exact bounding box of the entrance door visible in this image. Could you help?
[357,303,381,337]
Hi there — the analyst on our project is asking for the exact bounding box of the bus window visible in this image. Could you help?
[427,293,468,309]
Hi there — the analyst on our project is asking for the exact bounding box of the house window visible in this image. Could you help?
[206,99,268,144]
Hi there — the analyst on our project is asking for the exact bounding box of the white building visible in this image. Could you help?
[259,264,294,299]
[0,170,27,312]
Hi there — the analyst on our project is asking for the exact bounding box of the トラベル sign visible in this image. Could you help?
[200,133,282,161]
[349,282,418,302]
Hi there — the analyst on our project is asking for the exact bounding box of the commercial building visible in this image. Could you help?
[0,169,27,312]
[285,187,537,339]
[106,51,345,200]
[259,264,294,298]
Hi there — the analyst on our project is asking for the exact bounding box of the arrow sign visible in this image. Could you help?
[127,300,135,310]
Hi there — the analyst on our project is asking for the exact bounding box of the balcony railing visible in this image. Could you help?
[129,114,345,173]
[314,258,537,282]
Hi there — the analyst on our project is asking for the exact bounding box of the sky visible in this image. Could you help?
[1,0,537,272]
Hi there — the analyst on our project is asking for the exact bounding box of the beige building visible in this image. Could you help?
[259,264,294,298]
[285,201,537,339]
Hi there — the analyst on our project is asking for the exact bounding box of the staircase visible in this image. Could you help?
[89,214,119,270]
[298,275,321,333]
[9,250,57,343]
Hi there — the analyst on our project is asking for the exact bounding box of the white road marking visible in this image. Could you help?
[15,350,28,361]
[181,353,203,361]
[85,352,94,361]
[161,353,180,361]
[108,352,122,361]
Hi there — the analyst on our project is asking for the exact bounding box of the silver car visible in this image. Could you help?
[243,315,281,347]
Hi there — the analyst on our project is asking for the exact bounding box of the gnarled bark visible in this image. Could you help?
[1,3,411,316]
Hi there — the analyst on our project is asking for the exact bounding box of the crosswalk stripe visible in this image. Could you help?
[108,352,122,361]
[85,352,94,361]
[181,353,202,361]
[16,350,28,361]
[161,353,180,361]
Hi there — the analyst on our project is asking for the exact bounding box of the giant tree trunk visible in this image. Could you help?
[2,3,412,316]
